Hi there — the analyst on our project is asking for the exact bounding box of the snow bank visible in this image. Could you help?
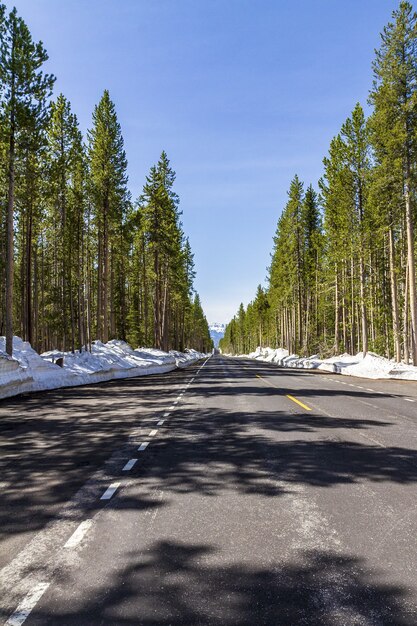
[0,336,206,400]
[240,346,417,381]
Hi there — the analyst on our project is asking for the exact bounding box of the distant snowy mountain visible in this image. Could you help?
[209,322,226,347]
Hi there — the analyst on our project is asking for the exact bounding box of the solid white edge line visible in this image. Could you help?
[138,442,149,451]
[100,482,120,500]
[64,519,93,549]
[149,429,158,437]
[5,581,50,626]
[122,458,138,471]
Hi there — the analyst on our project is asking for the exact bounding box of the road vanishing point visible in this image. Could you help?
[1,355,417,625]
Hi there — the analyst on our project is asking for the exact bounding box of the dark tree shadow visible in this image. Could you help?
[1,358,416,549]
[27,542,413,625]
[0,367,192,552]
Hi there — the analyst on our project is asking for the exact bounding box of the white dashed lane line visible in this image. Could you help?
[405,398,415,403]
[100,483,120,500]
[63,520,93,549]
[5,582,50,626]
[4,363,207,625]
[122,459,138,471]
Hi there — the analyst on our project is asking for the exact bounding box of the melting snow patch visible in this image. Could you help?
[238,346,417,381]
[0,336,206,400]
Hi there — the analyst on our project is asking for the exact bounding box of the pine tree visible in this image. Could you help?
[139,152,182,350]
[340,103,371,356]
[44,94,87,351]
[0,5,54,354]
[88,90,129,343]
[301,184,322,353]
[370,1,417,364]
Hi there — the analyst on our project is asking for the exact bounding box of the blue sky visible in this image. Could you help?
[9,0,397,323]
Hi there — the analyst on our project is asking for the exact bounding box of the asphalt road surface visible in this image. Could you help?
[2,355,417,625]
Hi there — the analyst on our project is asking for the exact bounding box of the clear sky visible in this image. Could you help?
[7,0,397,323]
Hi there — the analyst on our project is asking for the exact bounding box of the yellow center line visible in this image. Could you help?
[255,374,312,412]
[285,394,312,411]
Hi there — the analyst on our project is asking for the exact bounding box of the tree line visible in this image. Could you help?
[221,2,417,365]
[0,4,212,357]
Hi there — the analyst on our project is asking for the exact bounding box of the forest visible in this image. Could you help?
[220,2,417,366]
[0,4,212,357]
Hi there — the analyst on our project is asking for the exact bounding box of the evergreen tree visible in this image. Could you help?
[43,94,87,351]
[0,5,54,354]
[139,152,182,350]
[88,89,129,343]
[370,1,417,364]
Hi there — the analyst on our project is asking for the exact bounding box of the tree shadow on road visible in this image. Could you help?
[1,360,417,545]
[131,403,417,499]
[0,368,190,547]
[27,542,413,625]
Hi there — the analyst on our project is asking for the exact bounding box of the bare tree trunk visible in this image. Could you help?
[388,224,401,362]
[20,212,26,339]
[69,278,75,353]
[161,263,169,351]
[351,257,355,353]
[154,250,160,348]
[405,181,417,364]
[334,264,339,354]
[304,293,310,355]
[404,261,410,364]
[342,263,347,351]
[5,108,16,356]
[103,206,109,343]
[142,235,149,345]
[359,254,368,357]
[110,249,116,339]
[77,215,84,351]
[26,204,33,346]
[97,236,102,341]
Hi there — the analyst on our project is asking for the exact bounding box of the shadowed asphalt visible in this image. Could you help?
[2,355,417,625]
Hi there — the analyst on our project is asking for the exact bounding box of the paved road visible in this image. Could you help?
[2,355,417,625]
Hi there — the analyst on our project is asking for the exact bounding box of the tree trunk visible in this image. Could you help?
[103,206,109,344]
[359,254,368,357]
[97,236,102,341]
[334,264,339,354]
[5,106,16,356]
[388,224,401,362]
[405,181,417,364]
[26,204,33,346]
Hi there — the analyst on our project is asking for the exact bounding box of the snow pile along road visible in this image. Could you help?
[238,346,417,381]
[0,336,206,400]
